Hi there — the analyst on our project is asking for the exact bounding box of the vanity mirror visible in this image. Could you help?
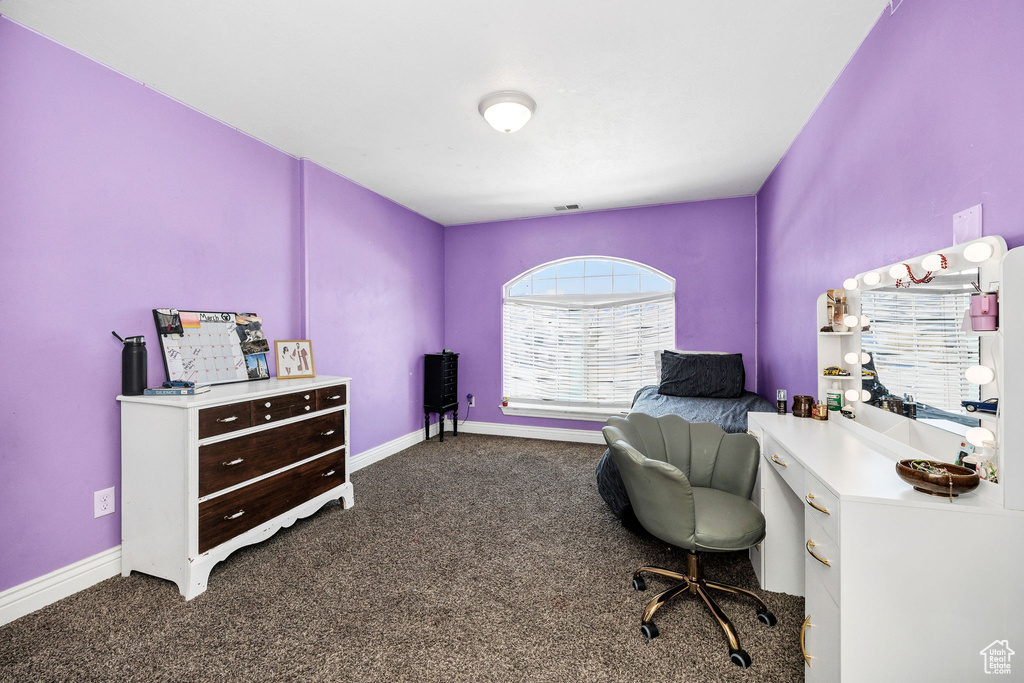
[816,236,1009,503]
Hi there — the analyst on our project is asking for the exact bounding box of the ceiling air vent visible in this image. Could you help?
[554,204,580,211]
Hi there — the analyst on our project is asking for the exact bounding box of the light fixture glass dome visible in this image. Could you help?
[479,91,536,133]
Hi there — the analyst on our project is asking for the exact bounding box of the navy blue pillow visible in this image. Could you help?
[658,352,745,399]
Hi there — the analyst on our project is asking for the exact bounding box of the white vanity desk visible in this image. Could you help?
[748,411,1024,682]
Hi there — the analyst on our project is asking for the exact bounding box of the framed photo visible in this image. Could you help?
[275,340,315,379]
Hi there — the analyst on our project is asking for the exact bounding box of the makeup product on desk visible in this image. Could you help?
[792,395,814,418]
[812,403,829,420]
[903,394,917,420]
[826,382,842,411]
[777,389,787,414]
[970,291,998,331]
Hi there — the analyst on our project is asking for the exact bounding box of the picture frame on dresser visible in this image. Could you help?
[275,339,315,379]
[117,375,353,600]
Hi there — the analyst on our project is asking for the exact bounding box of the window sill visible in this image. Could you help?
[499,402,630,422]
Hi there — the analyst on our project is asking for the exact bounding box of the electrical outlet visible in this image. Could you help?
[94,487,116,518]
[467,393,475,407]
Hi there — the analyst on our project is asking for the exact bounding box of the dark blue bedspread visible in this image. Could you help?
[596,386,775,520]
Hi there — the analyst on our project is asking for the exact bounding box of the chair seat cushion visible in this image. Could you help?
[691,487,766,552]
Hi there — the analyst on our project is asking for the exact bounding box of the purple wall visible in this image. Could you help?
[304,160,445,454]
[444,198,758,431]
[756,1,1024,399]
[0,19,444,593]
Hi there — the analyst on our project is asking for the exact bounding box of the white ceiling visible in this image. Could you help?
[0,0,890,226]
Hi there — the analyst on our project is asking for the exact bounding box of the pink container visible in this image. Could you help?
[970,294,998,331]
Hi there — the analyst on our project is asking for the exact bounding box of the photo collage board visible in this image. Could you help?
[153,309,270,385]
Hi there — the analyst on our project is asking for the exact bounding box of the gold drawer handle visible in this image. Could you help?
[222,458,244,467]
[216,416,238,423]
[224,510,245,521]
[805,494,830,515]
[746,429,757,437]
[771,453,788,467]
[327,394,341,400]
[321,429,335,437]
[800,614,812,666]
[322,469,336,477]
[806,540,831,566]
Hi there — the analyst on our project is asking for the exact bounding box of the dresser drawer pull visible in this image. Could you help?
[322,469,337,477]
[224,510,245,521]
[327,394,342,401]
[746,429,758,438]
[304,394,311,400]
[806,540,831,567]
[800,614,813,666]
[265,415,272,421]
[222,458,245,467]
[216,416,238,423]
[805,494,830,515]
[771,454,788,467]
[320,430,336,437]
[264,402,272,408]
[304,406,311,411]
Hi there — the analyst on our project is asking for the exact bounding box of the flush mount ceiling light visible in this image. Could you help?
[478,91,536,133]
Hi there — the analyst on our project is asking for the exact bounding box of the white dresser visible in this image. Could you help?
[748,412,1024,682]
[118,376,353,599]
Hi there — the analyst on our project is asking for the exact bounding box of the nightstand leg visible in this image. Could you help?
[424,413,429,441]
[439,413,444,442]
[453,408,458,436]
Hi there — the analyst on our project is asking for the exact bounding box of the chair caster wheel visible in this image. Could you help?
[756,610,777,626]
[729,648,752,668]
[640,622,659,640]
[632,576,647,591]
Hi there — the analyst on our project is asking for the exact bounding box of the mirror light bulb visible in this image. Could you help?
[845,389,860,401]
[921,254,944,271]
[963,242,994,263]
[844,352,859,365]
[965,427,995,448]
[965,365,995,385]
[889,264,906,279]
[844,314,860,328]
[843,277,859,290]
[861,352,871,365]
[863,272,881,286]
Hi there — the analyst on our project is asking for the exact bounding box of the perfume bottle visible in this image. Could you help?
[777,389,787,414]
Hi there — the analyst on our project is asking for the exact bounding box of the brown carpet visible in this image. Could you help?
[0,434,804,682]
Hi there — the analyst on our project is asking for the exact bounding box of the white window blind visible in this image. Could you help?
[860,290,979,412]
[502,257,675,407]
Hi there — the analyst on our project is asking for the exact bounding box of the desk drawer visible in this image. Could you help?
[802,569,840,683]
[251,391,314,425]
[199,402,254,439]
[198,448,346,554]
[763,436,804,494]
[198,412,345,497]
[316,385,347,411]
[804,511,840,605]
[803,473,840,544]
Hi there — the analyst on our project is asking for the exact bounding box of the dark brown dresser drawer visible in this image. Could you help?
[251,391,315,426]
[199,402,254,439]
[198,411,345,497]
[198,449,346,553]
[315,385,347,410]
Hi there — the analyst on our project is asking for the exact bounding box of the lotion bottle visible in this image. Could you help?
[826,382,842,411]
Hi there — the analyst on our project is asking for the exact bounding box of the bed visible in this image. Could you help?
[596,383,776,522]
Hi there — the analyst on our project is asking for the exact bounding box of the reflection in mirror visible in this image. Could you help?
[859,268,981,437]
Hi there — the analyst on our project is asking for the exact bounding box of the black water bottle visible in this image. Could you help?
[114,332,147,396]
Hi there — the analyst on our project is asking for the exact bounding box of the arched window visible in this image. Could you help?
[502,256,675,415]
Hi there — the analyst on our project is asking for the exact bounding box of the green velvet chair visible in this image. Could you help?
[602,412,775,668]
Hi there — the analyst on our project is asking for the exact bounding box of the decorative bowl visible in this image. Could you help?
[895,459,980,497]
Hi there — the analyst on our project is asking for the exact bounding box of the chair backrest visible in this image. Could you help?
[603,413,759,499]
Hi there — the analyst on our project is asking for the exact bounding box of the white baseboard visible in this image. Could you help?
[0,546,122,627]
[459,420,605,444]
[348,423,442,472]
